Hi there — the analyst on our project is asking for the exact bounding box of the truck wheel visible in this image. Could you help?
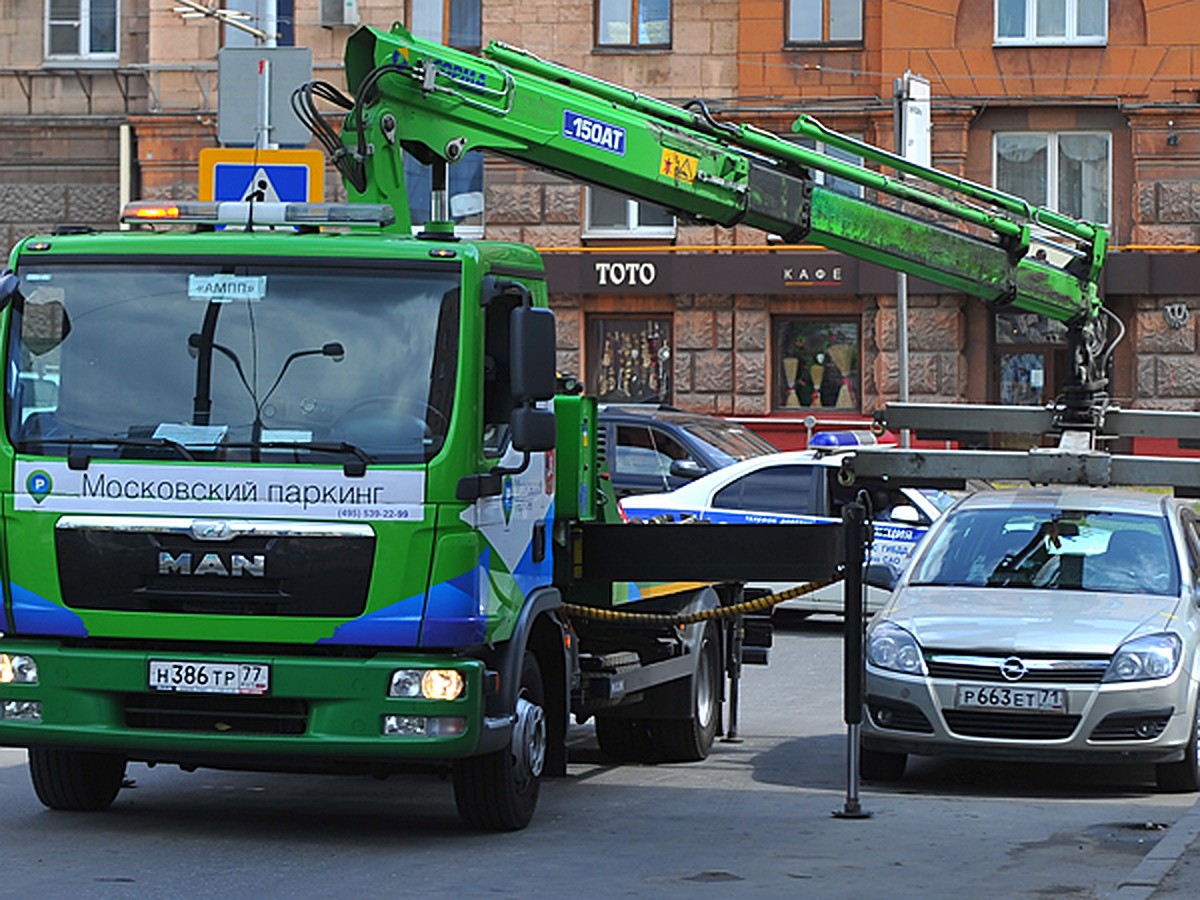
[28,748,127,811]
[859,746,907,782]
[594,715,654,762]
[594,622,721,764]
[651,621,722,762]
[1156,701,1200,792]
[453,652,546,830]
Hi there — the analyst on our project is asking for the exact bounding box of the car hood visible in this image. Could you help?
[882,585,1185,655]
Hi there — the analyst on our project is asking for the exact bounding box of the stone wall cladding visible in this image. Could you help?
[675,310,717,350]
[486,184,544,225]
[1137,305,1197,355]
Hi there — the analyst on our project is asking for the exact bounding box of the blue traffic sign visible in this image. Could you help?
[199,149,325,203]
[213,163,309,203]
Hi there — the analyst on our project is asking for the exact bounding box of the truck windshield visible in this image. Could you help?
[6,261,460,465]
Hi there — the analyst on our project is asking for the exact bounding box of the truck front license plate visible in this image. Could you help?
[148,660,270,695]
[954,684,1065,712]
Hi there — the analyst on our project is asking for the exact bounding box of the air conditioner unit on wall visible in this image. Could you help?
[320,0,359,27]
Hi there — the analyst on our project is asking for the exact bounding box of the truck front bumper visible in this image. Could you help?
[0,640,497,770]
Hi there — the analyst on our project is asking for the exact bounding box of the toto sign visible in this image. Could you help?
[594,260,658,287]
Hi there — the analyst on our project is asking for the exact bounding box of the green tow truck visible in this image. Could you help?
[0,23,1109,830]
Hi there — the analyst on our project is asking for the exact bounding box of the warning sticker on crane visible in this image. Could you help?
[660,149,698,183]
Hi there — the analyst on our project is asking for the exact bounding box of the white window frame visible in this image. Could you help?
[584,187,676,239]
[993,131,1112,227]
[994,0,1107,47]
[596,0,672,49]
[45,0,119,62]
[407,0,481,50]
[787,0,863,45]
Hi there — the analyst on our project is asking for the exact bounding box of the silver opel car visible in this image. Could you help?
[862,486,1200,791]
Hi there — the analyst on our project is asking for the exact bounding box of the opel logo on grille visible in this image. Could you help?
[1000,656,1027,681]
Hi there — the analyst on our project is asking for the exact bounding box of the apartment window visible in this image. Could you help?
[774,319,859,411]
[995,132,1110,224]
[787,0,863,44]
[597,0,670,48]
[995,0,1106,45]
[587,316,672,404]
[408,0,481,50]
[585,187,675,238]
[46,0,118,60]
[404,151,484,236]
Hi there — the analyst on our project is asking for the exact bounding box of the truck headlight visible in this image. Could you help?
[0,654,38,685]
[389,668,465,700]
[1103,633,1181,683]
[867,622,926,675]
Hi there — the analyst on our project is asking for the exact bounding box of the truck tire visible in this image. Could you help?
[593,715,655,762]
[453,652,545,830]
[594,622,721,764]
[651,621,721,762]
[28,748,126,812]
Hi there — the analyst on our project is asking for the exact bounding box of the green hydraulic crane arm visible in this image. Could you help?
[321,23,1108,332]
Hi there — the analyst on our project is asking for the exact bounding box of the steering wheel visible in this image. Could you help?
[330,395,447,444]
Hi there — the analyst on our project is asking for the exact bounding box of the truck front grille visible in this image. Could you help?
[55,518,375,617]
[123,693,309,735]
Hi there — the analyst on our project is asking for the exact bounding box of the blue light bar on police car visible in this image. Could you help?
[809,430,880,449]
[120,201,396,228]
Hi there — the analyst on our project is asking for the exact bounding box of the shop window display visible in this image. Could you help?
[775,319,859,411]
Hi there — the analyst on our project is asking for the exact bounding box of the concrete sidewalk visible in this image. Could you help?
[1109,795,1200,899]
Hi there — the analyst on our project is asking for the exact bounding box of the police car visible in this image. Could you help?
[618,433,955,616]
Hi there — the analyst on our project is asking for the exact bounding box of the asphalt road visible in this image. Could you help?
[0,615,1194,898]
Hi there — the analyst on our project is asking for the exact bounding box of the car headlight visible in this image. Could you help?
[1103,633,1181,683]
[867,622,926,675]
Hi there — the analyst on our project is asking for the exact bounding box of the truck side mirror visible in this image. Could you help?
[509,303,556,452]
[512,406,556,452]
[511,305,557,403]
[0,270,18,309]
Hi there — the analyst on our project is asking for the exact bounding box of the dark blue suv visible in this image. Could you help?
[597,405,778,499]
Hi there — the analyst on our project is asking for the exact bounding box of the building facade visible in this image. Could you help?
[2,1,1199,451]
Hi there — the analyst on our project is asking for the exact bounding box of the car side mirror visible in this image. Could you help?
[865,563,898,591]
[888,504,922,525]
[669,459,705,480]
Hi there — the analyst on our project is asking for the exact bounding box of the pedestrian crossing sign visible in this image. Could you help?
[199,148,325,203]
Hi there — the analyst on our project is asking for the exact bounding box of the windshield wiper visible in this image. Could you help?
[19,436,198,470]
[217,440,374,477]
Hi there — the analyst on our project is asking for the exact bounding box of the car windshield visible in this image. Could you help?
[7,260,460,465]
[919,488,958,513]
[908,507,1180,596]
[680,420,776,466]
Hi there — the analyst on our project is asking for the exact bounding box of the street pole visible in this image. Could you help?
[893,72,930,449]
